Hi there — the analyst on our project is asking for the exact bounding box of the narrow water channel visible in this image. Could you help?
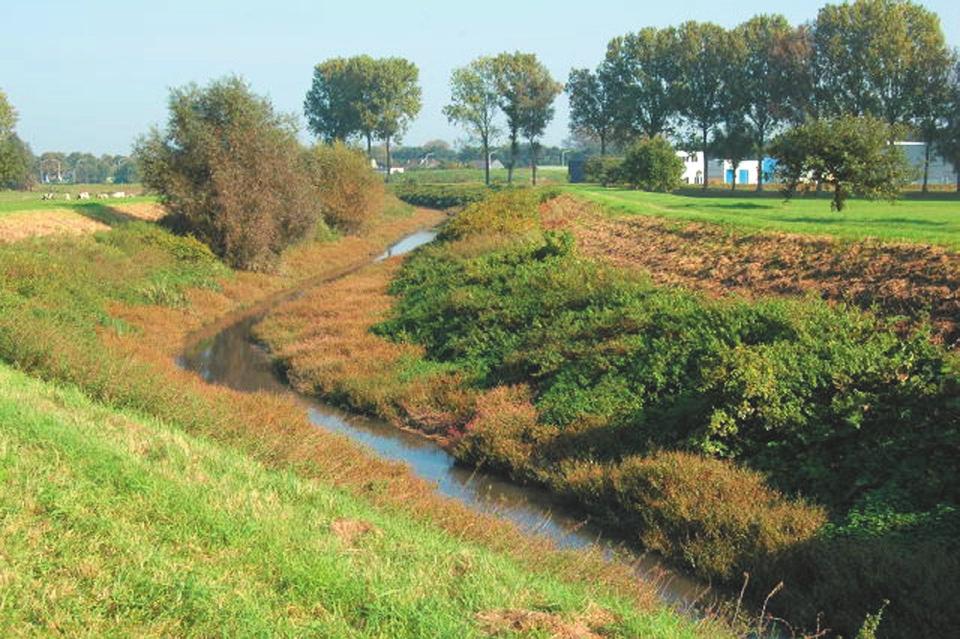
[178,229,706,609]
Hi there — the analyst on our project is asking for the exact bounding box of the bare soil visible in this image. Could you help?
[544,195,960,347]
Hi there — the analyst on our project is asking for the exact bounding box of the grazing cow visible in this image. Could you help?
[78,192,90,200]
[111,191,126,199]
[40,193,54,201]
[97,193,110,199]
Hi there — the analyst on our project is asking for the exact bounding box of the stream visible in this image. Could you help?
[178,229,706,610]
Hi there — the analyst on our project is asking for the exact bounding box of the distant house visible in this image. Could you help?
[677,151,776,187]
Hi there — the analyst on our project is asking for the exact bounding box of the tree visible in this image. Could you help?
[673,22,736,189]
[0,90,32,190]
[734,15,809,191]
[0,89,16,139]
[937,58,960,192]
[135,76,320,270]
[769,115,913,211]
[811,0,952,129]
[566,66,617,155]
[620,136,684,192]
[370,57,421,182]
[912,50,956,191]
[444,57,501,185]
[603,27,679,140]
[492,52,562,185]
[0,134,34,190]
[711,120,755,190]
[304,57,364,143]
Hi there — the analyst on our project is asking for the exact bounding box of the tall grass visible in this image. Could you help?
[0,210,720,637]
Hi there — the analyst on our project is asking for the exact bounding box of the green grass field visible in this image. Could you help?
[570,185,960,248]
[0,360,700,637]
[394,166,568,185]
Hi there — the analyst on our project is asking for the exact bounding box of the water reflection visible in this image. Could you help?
[178,231,705,606]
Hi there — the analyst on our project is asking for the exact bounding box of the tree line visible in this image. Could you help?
[306,52,563,186]
[566,0,960,192]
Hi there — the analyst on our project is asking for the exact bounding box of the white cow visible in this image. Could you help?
[111,191,126,199]
[78,192,91,200]
[97,193,110,199]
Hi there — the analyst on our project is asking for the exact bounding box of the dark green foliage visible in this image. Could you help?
[380,233,958,511]
[583,156,624,185]
[376,220,960,636]
[619,136,684,191]
[770,115,915,211]
[391,183,490,209]
[135,76,320,271]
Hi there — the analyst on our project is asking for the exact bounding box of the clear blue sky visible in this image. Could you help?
[2,0,958,155]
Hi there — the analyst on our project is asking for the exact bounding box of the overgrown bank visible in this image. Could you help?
[0,204,722,637]
[255,190,960,638]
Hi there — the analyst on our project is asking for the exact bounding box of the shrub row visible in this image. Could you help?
[391,183,491,209]
[372,206,960,637]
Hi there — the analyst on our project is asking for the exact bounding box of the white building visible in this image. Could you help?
[676,151,777,187]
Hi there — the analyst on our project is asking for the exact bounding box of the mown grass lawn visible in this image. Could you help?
[569,184,960,248]
[0,362,701,638]
[394,166,568,185]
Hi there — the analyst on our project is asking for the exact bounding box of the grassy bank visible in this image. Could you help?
[393,166,568,185]
[569,184,960,248]
[254,190,960,638]
[0,203,718,637]
[0,362,703,637]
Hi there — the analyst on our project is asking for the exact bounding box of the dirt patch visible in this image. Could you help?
[476,605,617,638]
[330,518,381,546]
[0,210,109,242]
[544,195,960,347]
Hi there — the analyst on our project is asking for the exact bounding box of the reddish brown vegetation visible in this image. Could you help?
[91,209,692,631]
[476,605,617,638]
[253,259,474,438]
[543,195,960,347]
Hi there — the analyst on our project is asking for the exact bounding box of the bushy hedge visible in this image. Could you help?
[305,142,385,233]
[136,77,321,271]
[620,136,684,191]
[375,212,960,636]
[391,183,490,209]
[583,156,624,185]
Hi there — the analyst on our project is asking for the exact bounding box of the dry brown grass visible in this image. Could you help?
[94,206,708,633]
[543,194,960,347]
[0,210,109,242]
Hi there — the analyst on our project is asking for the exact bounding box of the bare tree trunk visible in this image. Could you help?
[600,134,606,157]
[530,139,538,186]
[833,182,844,212]
[756,130,765,193]
[731,164,736,191]
[385,137,392,184]
[366,134,372,158]
[922,142,931,193]
[482,136,490,186]
[507,129,518,184]
[701,125,709,190]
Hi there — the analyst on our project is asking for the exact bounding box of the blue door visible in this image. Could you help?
[739,169,749,184]
[725,169,734,184]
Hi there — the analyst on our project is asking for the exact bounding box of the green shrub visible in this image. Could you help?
[620,136,684,192]
[584,156,623,185]
[305,142,385,233]
[439,189,542,240]
[375,222,960,636]
[136,76,320,271]
[391,183,489,209]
